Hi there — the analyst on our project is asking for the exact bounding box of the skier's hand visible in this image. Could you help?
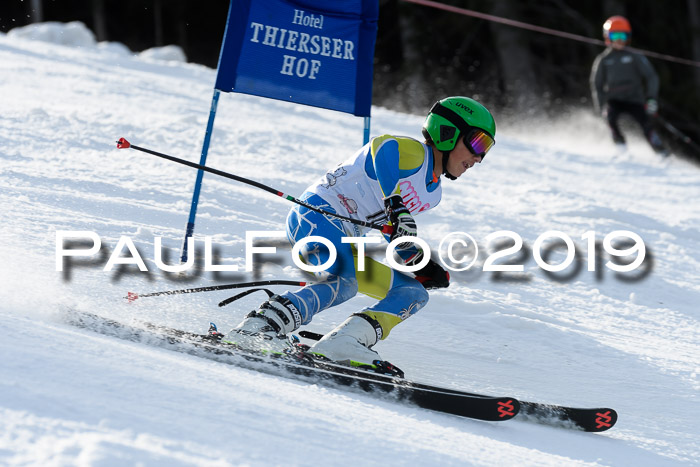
[384,194,417,249]
[645,99,658,116]
[413,257,450,290]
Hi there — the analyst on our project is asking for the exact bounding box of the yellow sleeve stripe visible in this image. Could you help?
[396,137,426,170]
[369,135,426,197]
[370,134,395,159]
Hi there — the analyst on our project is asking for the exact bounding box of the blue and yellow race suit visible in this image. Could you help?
[280,135,442,338]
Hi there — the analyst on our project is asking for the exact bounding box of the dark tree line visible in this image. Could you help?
[2,0,700,156]
[376,2,700,128]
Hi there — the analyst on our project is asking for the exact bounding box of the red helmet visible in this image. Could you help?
[603,16,632,44]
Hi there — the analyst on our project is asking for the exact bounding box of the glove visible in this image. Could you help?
[645,99,658,116]
[383,194,417,249]
[412,255,450,290]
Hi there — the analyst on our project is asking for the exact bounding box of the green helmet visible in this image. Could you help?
[422,96,496,152]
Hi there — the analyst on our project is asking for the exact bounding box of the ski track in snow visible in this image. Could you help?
[0,25,699,466]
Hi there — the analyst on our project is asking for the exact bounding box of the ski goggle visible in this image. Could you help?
[464,128,495,159]
[608,32,629,42]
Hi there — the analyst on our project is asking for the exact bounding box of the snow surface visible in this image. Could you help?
[1,22,699,466]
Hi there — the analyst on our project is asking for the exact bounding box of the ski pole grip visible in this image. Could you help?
[381,224,394,235]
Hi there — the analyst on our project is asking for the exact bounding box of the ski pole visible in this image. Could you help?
[116,138,392,234]
[656,117,700,154]
[126,279,307,302]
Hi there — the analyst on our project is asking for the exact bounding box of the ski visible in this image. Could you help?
[65,310,616,431]
[65,310,519,423]
[299,330,618,432]
[518,402,617,432]
[299,331,617,432]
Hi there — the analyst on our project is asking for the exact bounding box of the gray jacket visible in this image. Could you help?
[590,47,659,113]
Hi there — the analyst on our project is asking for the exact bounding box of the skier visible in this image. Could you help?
[224,96,496,370]
[590,16,667,156]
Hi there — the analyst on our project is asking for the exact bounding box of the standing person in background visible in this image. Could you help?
[590,15,668,157]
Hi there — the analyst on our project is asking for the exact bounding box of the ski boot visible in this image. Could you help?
[223,295,302,355]
[309,313,404,377]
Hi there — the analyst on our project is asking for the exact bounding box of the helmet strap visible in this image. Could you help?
[442,151,457,180]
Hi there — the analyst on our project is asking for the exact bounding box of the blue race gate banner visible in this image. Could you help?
[180,0,378,262]
[215,0,378,117]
